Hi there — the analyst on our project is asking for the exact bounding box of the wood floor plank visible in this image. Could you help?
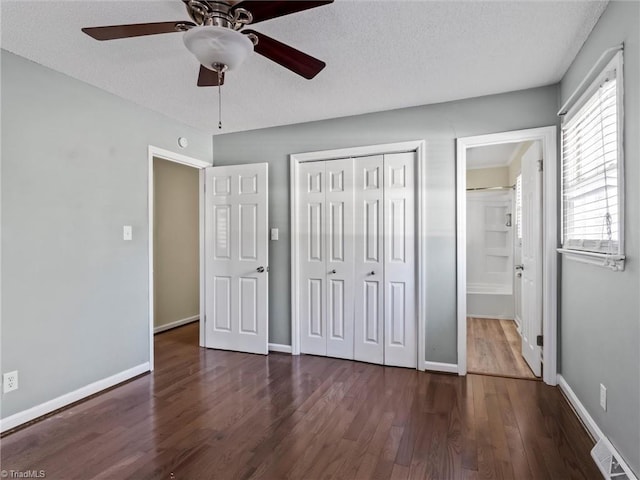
[494,377,534,479]
[471,375,500,480]
[389,463,410,480]
[467,316,537,379]
[1,323,601,480]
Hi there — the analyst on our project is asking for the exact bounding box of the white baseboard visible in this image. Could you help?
[154,315,199,334]
[557,374,604,442]
[268,343,292,354]
[557,374,638,480]
[423,361,460,374]
[0,362,150,433]
[467,314,515,320]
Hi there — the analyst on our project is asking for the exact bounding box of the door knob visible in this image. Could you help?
[256,266,265,273]
[368,271,376,276]
[329,269,337,274]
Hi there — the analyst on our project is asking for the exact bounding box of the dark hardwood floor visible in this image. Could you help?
[467,317,537,379]
[1,323,599,479]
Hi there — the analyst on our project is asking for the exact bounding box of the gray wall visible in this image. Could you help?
[153,158,200,329]
[1,51,212,418]
[212,85,559,363]
[559,1,640,474]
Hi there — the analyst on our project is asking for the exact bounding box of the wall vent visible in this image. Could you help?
[591,438,637,480]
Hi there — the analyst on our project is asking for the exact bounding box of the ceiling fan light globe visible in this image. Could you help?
[183,26,253,71]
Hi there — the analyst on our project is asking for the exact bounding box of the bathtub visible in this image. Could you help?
[467,283,514,320]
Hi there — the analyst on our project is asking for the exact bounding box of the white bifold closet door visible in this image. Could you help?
[382,152,416,368]
[299,152,416,368]
[353,155,384,364]
[298,158,354,359]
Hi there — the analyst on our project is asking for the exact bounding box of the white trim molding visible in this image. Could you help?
[154,315,199,334]
[467,314,515,321]
[0,363,150,433]
[456,127,558,386]
[148,145,210,371]
[557,374,638,480]
[557,44,623,117]
[558,248,625,272]
[557,375,604,442]
[290,141,427,371]
[423,361,459,375]
[268,343,292,354]
[149,146,211,169]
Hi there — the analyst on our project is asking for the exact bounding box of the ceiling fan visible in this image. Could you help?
[83,0,333,86]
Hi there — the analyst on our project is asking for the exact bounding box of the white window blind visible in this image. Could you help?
[561,53,623,256]
[515,174,522,240]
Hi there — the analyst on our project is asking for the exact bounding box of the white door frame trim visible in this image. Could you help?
[456,127,558,385]
[147,145,210,371]
[290,140,427,370]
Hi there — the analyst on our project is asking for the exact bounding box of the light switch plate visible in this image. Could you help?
[271,228,279,241]
[123,225,133,241]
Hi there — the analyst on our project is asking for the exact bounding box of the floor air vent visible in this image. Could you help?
[591,438,637,480]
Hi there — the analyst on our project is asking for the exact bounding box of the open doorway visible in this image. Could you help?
[147,146,209,371]
[153,157,200,339]
[465,141,538,379]
[456,127,558,386]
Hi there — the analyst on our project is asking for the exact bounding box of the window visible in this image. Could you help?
[561,51,624,265]
[515,174,522,240]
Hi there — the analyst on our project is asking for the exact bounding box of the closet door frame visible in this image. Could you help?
[290,140,427,371]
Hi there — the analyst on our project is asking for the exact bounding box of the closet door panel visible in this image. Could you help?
[325,159,355,359]
[384,153,416,368]
[299,162,327,355]
[354,155,384,364]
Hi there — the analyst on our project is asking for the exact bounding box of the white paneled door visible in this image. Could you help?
[298,153,417,369]
[299,161,328,356]
[520,148,542,376]
[299,159,355,359]
[325,159,355,359]
[383,152,416,368]
[205,163,268,355]
[354,155,385,365]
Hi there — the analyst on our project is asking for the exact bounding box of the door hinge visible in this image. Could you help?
[536,335,543,347]
[537,160,543,172]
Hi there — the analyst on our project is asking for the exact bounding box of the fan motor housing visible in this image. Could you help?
[184,0,235,28]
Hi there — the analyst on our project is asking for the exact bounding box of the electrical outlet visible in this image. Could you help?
[3,371,18,393]
[600,384,607,411]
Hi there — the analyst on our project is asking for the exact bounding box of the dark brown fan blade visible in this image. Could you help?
[82,21,195,41]
[231,1,333,24]
[244,30,325,79]
[198,65,225,87]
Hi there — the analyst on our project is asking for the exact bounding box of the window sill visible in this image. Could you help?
[557,248,625,271]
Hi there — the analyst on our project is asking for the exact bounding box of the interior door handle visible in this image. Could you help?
[368,271,376,276]
[515,264,524,271]
[256,266,265,273]
[329,269,337,274]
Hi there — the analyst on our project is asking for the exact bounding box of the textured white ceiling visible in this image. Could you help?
[1,1,607,134]
[467,142,523,170]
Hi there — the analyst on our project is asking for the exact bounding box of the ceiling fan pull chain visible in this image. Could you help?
[218,70,223,130]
